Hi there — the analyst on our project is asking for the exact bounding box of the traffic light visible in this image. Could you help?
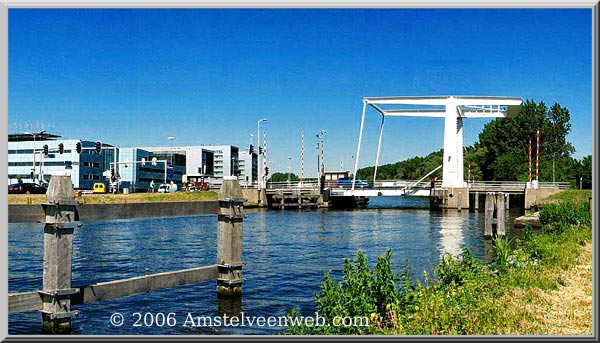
[259,147,264,155]
[249,144,254,154]
[58,143,64,154]
[43,144,49,156]
[265,166,269,176]
[76,142,82,154]
[95,141,102,154]
[30,170,34,179]
[110,167,115,181]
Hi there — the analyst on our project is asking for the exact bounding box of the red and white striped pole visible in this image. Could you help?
[528,137,532,182]
[467,163,471,184]
[301,131,304,184]
[321,132,325,176]
[535,128,540,182]
[263,130,267,184]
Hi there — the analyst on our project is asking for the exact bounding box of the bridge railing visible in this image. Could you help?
[266,181,321,190]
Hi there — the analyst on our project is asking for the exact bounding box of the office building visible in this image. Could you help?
[8,133,116,189]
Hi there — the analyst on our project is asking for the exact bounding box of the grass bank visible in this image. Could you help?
[8,191,218,205]
[286,192,593,335]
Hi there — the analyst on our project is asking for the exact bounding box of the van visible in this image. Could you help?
[93,182,107,194]
[157,183,178,193]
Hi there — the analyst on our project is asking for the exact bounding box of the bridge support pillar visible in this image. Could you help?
[445,188,469,210]
[474,192,479,211]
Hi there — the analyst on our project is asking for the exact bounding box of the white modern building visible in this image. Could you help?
[238,149,258,187]
[117,148,186,192]
[8,133,117,189]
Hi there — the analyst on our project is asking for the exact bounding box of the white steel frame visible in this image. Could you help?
[351,96,523,190]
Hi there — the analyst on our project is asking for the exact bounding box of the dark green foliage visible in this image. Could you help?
[539,201,591,234]
[435,248,484,287]
[357,150,443,181]
[268,172,300,182]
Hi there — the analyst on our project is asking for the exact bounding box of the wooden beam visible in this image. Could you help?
[73,265,219,305]
[8,291,42,313]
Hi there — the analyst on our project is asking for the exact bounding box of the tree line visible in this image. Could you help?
[356,100,591,189]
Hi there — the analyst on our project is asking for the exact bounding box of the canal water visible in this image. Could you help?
[8,196,524,335]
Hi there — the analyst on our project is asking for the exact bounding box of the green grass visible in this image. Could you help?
[538,189,592,206]
[8,191,219,204]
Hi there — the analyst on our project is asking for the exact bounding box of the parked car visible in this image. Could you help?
[8,182,47,194]
[157,183,178,193]
[336,177,368,188]
[92,182,107,194]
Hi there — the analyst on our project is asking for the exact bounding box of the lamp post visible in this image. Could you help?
[257,118,267,190]
[25,130,46,182]
[287,156,292,187]
[168,136,176,165]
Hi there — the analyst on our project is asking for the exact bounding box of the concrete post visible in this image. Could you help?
[496,192,506,237]
[40,173,80,334]
[474,191,479,210]
[484,192,495,239]
[457,192,462,211]
[217,176,245,297]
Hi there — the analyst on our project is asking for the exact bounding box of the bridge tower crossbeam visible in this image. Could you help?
[351,96,523,190]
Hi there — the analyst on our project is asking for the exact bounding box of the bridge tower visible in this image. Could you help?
[352,96,523,190]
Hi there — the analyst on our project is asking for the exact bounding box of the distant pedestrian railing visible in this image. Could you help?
[266,181,320,190]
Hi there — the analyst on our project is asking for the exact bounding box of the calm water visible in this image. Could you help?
[8,196,523,335]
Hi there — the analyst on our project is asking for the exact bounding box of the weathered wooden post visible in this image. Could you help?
[217,176,245,297]
[496,192,506,237]
[40,173,80,334]
[505,193,510,210]
[484,192,495,239]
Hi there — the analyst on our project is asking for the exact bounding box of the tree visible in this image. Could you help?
[268,172,300,183]
[475,100,575,182]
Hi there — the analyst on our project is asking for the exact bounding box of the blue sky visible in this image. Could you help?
[8,8,592,177]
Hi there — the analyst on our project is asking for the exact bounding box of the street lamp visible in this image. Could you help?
[24,130,46,182]
[287,156,292,186]
[316,129,326,176]
[257,118,267,190]
[168,136,176,165]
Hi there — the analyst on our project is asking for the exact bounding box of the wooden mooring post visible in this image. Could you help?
[8,174,245,333]
[496,192,506,237]
[217,176,245,297]
[484,192,495,239]
[40,173,80,334]
[484,191,506,239]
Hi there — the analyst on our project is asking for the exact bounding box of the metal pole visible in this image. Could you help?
[528,137,532,182]
[536,128,540,182]
[373,115,385,185]
[263,130,267,188]
[320,130,325,176]
[301,131,304,184]
[352,100,367,191]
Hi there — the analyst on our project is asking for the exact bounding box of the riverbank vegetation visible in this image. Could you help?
[8,190,218,205]
[357,100,591,189]
[286,193,592,335]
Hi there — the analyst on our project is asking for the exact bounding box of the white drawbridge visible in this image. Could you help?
[351,96,523,190]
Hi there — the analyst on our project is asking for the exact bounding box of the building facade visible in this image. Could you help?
[117,148,186,192]
[238,149,258,187]
[8,133,116,189]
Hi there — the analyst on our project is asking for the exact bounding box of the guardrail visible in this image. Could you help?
[266,181,321,190]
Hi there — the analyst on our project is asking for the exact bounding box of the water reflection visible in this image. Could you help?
[437,211,467,257]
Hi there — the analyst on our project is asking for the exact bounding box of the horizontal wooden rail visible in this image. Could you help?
[9,264,219,313]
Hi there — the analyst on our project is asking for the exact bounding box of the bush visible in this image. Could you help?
[539,201,591,234]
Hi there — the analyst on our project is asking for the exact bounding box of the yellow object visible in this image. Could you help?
[93,183,107,194]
